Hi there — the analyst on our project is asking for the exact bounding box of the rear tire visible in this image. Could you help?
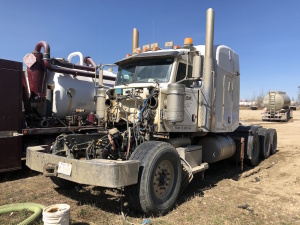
[269,129,277,155]
[258,128,271,159]
[125,141,182,216]
[246,131,260,166]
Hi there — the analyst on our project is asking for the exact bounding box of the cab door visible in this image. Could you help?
[174,62,198,132]
[222,74,233,127]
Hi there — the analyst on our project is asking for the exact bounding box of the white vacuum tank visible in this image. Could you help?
[47,72,96,118]
[46,52,115,118]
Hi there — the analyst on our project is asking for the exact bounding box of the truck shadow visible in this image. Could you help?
[175,152,279,209]
[54,185,125,216]
[178,160,247,204]
[53,158,260,218]
[0,164,40,183]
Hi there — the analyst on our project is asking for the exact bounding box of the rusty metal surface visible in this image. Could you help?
[0,137,22,172]
[0,60,23,132]
[241,137,245,170]
[27,52,46,98]
[26,146,140,188]
[0,59,23,172]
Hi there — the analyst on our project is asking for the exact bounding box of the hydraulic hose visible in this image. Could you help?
[0,203,45,225]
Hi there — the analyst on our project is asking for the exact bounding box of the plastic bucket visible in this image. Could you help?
[43,204,70,225]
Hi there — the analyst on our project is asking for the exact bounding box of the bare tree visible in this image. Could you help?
[251,91,256,102]
[257,89,265,107]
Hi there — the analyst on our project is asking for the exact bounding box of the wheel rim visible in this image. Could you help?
[153,160,175,199]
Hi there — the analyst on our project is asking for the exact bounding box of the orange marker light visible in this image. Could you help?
[126,54,131,58]
[143,44,150,52]
[152,46,159,51]
[184,37,193,46]
[134,47,142,54]
[173,45,180,49]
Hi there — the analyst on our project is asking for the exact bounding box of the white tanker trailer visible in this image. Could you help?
[0,43,116,173]
[262,91,292,121]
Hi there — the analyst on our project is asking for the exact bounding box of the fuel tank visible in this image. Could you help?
[198,134,236,163]
[263,91,290,111]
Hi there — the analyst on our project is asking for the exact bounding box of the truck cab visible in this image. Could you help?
[106,43,240,136]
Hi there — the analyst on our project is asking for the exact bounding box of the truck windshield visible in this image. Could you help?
[115,58,174,85]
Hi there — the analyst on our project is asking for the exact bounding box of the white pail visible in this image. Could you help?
[43,204,70,225]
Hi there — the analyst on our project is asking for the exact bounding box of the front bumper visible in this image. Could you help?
[26,146,140,188]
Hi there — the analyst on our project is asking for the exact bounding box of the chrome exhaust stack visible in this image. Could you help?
[132,28,139,54]
[202,8,215,132]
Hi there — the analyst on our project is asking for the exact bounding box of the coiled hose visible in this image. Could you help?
[0,203,45,225]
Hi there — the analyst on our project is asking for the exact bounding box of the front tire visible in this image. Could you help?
[125,141,182,216]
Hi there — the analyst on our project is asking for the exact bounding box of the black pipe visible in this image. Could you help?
[84,57,97,68]
[33,41,115,81]
[22,71,31,113]
[46,86,53,117]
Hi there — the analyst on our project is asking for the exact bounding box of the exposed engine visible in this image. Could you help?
[51,87,159,161]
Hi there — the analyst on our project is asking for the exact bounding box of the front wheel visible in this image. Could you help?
[125,141,182,216]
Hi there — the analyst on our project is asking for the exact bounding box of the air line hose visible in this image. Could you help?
[0,203,45,225]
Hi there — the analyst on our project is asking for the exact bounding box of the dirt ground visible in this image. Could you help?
[1,109,300,225]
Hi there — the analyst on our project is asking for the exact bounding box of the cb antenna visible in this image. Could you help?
[98,28,102,67]
[153,19,155,42]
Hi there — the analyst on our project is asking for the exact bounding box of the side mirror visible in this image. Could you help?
[192,53,202,79]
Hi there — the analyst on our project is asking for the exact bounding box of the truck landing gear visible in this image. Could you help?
[125,141,182,216]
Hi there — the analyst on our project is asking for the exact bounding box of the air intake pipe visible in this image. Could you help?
[202,8,215,132]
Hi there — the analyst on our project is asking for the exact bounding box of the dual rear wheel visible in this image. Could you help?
[247,127,277,167]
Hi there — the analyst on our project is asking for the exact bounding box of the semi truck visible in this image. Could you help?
[26,8,277,216]
[290,101,297,110]
[239,101,258,110]
[0,44,115,173]
[262,91,292,121]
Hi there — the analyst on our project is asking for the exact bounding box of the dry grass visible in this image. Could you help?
[0,109,300,224]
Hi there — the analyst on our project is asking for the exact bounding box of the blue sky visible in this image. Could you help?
[1,1,299,101]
